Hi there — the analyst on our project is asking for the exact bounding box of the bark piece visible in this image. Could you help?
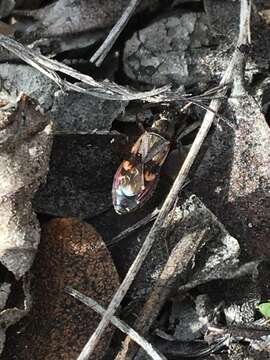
[204,0,270,74]
[0,277,31,357]
[114,191,239,301]
[0,21,15,36]
[3,218,120,360]
[0,283,11,354]
[0,93,53,278]
[204,0,240,38]
[0,307,28,355]
[0,283,10,310]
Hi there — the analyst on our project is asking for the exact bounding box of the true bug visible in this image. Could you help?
[112,112,176,214]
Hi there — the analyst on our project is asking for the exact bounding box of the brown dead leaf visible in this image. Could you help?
[0,93,53,279]
[0,21,15,36]
[3,218,120,360]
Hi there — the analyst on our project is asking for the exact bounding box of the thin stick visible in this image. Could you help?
[65,287,167,360]
[154,336,229,358]
[115,227,208,359]
[91,0,141,66]
[107,208,159,247]
[208,325,270,341]
[76,1,251,359]
[177,120,201,140]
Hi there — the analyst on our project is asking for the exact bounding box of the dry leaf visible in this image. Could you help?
[3,218,120,360]
[0,93,53,279]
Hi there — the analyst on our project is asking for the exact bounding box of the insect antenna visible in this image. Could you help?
[173,84,235,128]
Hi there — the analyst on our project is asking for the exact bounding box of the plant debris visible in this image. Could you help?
[0,0,269,359]
[0,93,53,278]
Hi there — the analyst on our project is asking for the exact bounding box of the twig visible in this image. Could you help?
[115,227,208,359]
[91,0,141,66]
[107,208,159,247]
[107,178,192,248]
[65,287,167,360]
[75,1,252,359]
[153,336,229,358]
[177,120,201,140]
[208,325,270,341]
[232,0,252,96]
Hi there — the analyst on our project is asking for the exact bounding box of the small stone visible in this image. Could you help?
[0,0,15,19]
[123,12,212,88]
[51,88,127,133]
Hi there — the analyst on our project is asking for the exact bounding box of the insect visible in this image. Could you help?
[112,112,176,214]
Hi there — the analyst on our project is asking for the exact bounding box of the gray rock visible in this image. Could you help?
[204,0,270,76]
[13,0,161,55]
[0,64,57,111]
[192,95,270,258]
[123,2,270,91]
[170,295,214,341]
[123,12,213,87]
[34,133,124,219]
[0,0,15,19]
[51,87,126,133]
[15,0,134,39]
[0,64,126,132]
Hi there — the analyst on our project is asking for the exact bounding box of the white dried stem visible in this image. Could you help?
[0,34,169,101]
[65,287,167,360]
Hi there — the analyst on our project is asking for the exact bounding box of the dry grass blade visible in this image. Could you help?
[107,208,159,247]
[0,34,170,101]
[91,0,141,66]
[75,1,252,359]
[0,36,227,112]
[65,287,167,360]
[156,336,229,358]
